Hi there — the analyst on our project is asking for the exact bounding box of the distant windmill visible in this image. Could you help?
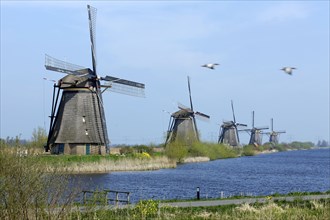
[218,100,247,147]
[265,118,286,145]
[44,5,145,155]
[240,111,268,146]
[165,76,210,146]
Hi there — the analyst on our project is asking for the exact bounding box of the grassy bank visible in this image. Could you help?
[1,137,318,174]
[74,196,330,219]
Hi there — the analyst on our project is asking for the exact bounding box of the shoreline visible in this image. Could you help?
[46,156,177,174]
[44,147,326,174]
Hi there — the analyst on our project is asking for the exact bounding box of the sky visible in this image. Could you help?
[1,1,329,146]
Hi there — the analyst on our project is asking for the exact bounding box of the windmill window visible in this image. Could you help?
[82,116,86,123]
[85,129,88,135]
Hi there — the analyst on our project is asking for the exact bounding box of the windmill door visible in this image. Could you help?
[86,144,90,155]
[58,144,65,154]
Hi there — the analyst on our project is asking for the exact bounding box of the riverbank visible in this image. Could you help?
[1,142,322,174]
[40,146,321,174]
[73,192,330,219]
[45,156,177,174]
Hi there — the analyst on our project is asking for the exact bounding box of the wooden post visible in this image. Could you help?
[116,192,119,206]
[196,187,200,200]
[83,191,86,204]
[105,191,108,205]
[127,192,130,204]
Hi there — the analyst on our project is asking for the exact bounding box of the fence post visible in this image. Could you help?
[83,191,86,204]
[105,191,108,205]
[116,192,119,206]
[127,192,130,204]
[196,187,200,200]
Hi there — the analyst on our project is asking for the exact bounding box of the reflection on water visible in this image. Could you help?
[72,149,330,203]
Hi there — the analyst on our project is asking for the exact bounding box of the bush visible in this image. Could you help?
[165,142,188,162]
[134,199,159,219]
[0,148,80,219]
[242,145,257,156]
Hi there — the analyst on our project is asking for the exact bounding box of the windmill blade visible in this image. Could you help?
[187,76,194,111]
[45,54,91,76]
[238,128,252,132]
[255,126,269,130]
[235,126,240,144]
[252,111,255,128]
[102,76,145,97]
[231,100,236,123]
[271,118,274,131]
[195,111,210,121]
[275,130,286,134]
[177,102,192,111]
[101,83,145,97]
[87,5,97,74]
[101,75,145,88]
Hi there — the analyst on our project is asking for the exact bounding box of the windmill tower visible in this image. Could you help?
[218,100,247,147]
[44,5,145,155]
[165,76,210,146]
[241,111,268,146]
[265,118,286,145]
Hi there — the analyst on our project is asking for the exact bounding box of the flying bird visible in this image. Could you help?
[201,63,219,70]
[281,67,296,75]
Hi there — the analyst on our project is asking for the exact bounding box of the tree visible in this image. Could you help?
[31,127,47,149]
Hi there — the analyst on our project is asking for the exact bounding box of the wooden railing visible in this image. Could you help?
[82,189,130,206]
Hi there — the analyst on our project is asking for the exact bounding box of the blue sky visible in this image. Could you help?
[1,1,329,145]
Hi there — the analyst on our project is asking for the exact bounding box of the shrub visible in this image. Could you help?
[0,148,80,219]
[165,142,188,162]
[134,199,159,219]
[242,145,257,156]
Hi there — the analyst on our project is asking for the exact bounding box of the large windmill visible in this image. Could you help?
[265,118,286,145]
[44,5,145,155]
[218,100,247,147]
[240,111,268,146]
[165,76,210,146]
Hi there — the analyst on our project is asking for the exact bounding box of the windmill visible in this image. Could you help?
[240,111,268,147]
[218,100,247,147]
[165,76,210,146]
[265,118,286,145]
[44,5,145,155]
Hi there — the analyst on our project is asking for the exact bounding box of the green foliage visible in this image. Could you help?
[189,142,238,160]
[165,142,238,161]
[134,199,159,218]
[30,126,48,149]
[119,145,156,156]
[0,148,80,219]
[242,145,257,156]
[165,142,188,162]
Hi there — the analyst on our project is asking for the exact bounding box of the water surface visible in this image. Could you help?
[74,148,330,203]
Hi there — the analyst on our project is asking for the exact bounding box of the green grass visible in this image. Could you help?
[71,198,330,220]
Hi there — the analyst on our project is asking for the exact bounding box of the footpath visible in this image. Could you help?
[159,194,330,208]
